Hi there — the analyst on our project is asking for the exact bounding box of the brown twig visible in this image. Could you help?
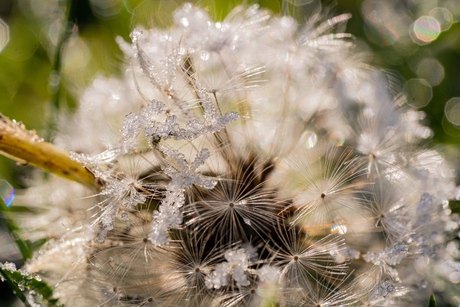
[0,113,98,189]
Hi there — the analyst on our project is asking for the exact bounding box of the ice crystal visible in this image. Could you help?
[256,265,280,283]
[205,247,253,289]
[375,280,396,298]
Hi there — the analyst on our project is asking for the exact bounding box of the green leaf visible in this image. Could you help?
[0,267,32,307]
[0,195,58,306]
[0,197,33,260]
[1,265,59,306]
[6,270,54,300]
[428,295,437,307]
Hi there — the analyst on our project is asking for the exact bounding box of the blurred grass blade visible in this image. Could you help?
[3,269,57,305]
[1,264,59,306]
[0,113,98,188]
[51,0,78,106]
[0,267,32,307]
[428,295,437,307]
[0,196,33,260]
[0,196,58,306]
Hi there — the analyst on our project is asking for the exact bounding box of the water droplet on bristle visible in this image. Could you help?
[300,131,317,149]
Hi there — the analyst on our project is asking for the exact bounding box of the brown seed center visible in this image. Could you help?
[229,202,234,208]
[320,193,326,199]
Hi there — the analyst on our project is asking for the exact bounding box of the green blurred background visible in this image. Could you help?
[0,0,459,305]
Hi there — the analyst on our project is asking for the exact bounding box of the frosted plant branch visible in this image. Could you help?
[0,113,97,188]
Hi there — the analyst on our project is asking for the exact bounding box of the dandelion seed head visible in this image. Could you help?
[11,1,460,306]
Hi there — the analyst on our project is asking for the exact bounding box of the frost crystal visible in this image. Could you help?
[257,265,280,283]
[149,146,216,245]
[205,247,253,289]
[364,242,409,266]
[160,146,216,190]
[375,280,396,298]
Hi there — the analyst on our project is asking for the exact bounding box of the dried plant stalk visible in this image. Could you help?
[0,113,97,189]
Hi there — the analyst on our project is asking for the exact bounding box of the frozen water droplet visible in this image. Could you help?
[179,17,189,27]
[331,223,347,234]
[200,52,210,61]
[0,180,15,207]
[300,131,317,149]
[48,70,61,87]
[244,218,251,226]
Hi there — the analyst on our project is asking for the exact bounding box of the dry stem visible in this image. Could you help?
[0,113,97,189]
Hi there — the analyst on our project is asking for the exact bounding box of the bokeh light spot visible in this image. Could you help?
[403,79,432,108]
[450,272,460,284]
[285,0,314,6]
[62,37,91,73]
[429,7,453,31]
[442,116,460,137]
[0,18,10,53]
[300,131,317,149]
[90,0,123,19]
[411,16,441,44]
[417,58,444,86]
[445,98,460,126]
[330,131,345,146]
[0,180,15,207]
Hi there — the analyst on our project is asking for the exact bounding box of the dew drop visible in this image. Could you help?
[179,17,189,27]
[300,131,317,149]
[331,224,347,234]
[200,52,210,61]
